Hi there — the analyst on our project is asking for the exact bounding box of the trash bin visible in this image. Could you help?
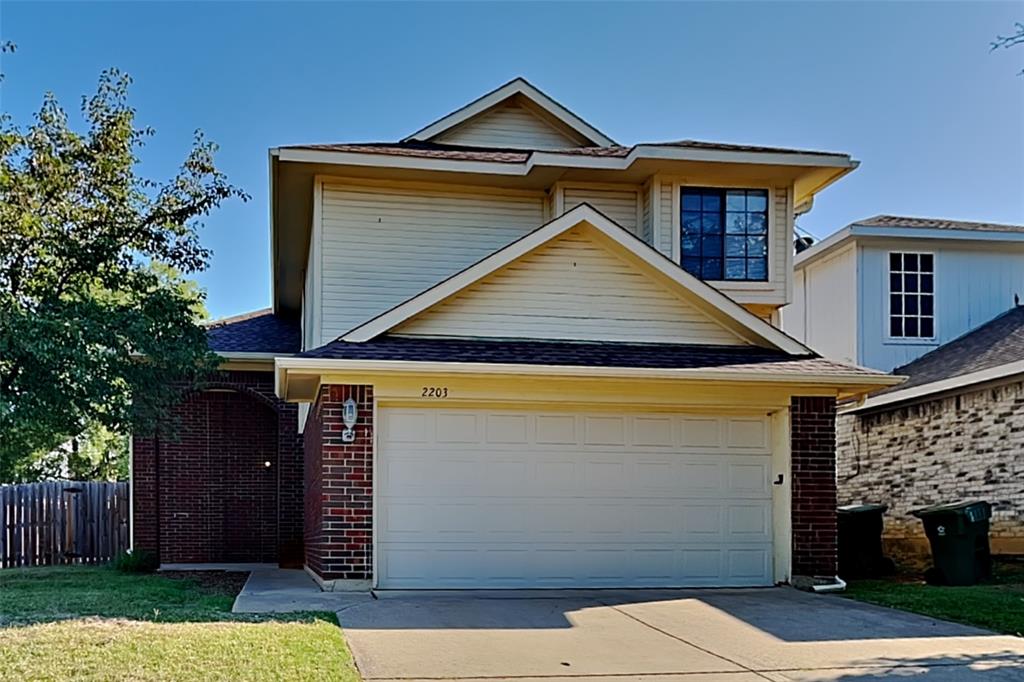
[838,504,895,578]
[912,500,992,586]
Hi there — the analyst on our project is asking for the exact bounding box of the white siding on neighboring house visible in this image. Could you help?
[396,225,748,345]
[783,243,857,363]
[562,186,640,235]
[435,102,582,149]
[318,181,545,343]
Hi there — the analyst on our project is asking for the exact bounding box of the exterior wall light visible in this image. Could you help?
[342,397,358,443]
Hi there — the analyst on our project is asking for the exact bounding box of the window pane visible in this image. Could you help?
[682,211,702,234]
[890,273,902,292]
[682,233,700,255]
[746,258,767,280]
[889,252,902,271]
[702,213,722,234]
[702,234,723,257]
[905,273,918,292]
[746,191,767,212]
[682,192,701,211]
[746,213,767,234]
[726,212,746,234]
[725,235,746,257]
[890,294,902,314]
[701,192,721,212]
[904,253,919,271]
[920,318,934,338]
[905,317,919,337]
[725,258,746,280]
[726,191,746,211]
[920,274,934,294]
[920,253,934,272]
[905,295,919,315]
[682,257,702,276]
[746,235,767,257]
[921,294,934,316]
[702,258,723,280]
[890,317,903,337]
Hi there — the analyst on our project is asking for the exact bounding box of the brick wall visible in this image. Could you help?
[791,396,839,577]
[838,379,1024,556]
[132,370,303,565]
[304,384,374,581]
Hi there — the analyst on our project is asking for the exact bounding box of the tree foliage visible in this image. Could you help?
[0,66,246,481]
[991,21,1024,76]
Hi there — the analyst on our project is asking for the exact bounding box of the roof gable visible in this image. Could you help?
[396,225,747,345]
[341,204,811,354]
[434,98,586,150]
[403,77,616,148]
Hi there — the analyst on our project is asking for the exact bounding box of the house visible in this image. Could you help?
[782,216,1024,557]
[131,78,898,590]
[783,215,1024,372]
[838,304,1024,557]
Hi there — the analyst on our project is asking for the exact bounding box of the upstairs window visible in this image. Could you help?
[681,188,769,281]
[889,252,935,339]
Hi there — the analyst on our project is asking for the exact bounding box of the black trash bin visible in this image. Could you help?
[912,500,992,586]
[838,504,895,578]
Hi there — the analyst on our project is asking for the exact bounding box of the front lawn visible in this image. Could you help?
[0,566,358,681]
[843,560,1024,636]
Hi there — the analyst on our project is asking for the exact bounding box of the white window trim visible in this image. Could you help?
[884,250,938,345]
[672,181,776,289]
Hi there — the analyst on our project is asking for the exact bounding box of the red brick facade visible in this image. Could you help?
[304,384,374,581]
[790,396,839,577]
[132,370,303,566]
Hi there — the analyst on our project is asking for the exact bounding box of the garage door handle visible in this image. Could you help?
[773,474,784,486]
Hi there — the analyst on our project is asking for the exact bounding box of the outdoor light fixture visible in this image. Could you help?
[341,397,358,443]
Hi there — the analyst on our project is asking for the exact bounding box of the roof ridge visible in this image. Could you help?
[205,308,273,328]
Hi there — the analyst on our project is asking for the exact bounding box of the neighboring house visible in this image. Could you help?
[132,78,897,590]
[838,305,1024,556]
[783,215,1024,372]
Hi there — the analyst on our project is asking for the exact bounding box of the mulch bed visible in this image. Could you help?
[161,571,250,597]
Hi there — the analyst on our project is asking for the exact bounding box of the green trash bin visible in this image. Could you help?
[838,504,895,578]
[912,501,992,586]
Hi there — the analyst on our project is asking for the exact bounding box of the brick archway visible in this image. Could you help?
[133,370,303,567]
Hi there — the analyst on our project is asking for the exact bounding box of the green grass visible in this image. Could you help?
[0,566,359,681]
[843,561,1024,636]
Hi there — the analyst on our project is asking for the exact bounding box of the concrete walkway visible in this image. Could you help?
[337,588,1024,682]
[231,568,371,613]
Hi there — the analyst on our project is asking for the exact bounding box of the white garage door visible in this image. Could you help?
[377,407,775,589]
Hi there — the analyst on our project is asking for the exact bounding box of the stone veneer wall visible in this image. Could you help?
[838,378,1024,556]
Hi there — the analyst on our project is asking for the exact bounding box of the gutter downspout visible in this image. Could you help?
[811,576,848,593]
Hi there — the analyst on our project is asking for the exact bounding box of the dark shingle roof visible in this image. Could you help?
[205,309,300,354]
[882,305,1024,394]
[281,139,846,163]
[856,215,1024,234]
[298,335,884,378]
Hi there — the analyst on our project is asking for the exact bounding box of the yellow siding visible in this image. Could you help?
[562,186,640,235]
[435,102,581,149]
[319,181,545,342]
[396,226,747,345]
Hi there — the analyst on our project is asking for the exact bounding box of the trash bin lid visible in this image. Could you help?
[837,503,888,514]
[911,500,991,519]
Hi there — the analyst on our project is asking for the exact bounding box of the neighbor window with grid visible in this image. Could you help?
[889,252,935,339]
[681,188,769,281]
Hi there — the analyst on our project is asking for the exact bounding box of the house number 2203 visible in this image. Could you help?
[422,386,449,398]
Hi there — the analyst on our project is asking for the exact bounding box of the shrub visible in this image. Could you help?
[113,548,158,573]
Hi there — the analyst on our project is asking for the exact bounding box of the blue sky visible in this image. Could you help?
[3,1,1022,319]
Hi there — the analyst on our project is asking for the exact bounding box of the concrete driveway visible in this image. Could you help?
[336,588,1024,682]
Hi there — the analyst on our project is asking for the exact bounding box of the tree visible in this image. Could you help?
[991,21,1024,76]
[0,65,246,481]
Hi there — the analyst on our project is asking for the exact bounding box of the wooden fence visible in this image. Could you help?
[0,481,130,568]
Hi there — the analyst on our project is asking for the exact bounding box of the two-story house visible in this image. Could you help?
[782,216,1024,558]
[132,79,896,590]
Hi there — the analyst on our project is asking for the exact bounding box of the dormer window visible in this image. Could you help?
[681,188,769,281]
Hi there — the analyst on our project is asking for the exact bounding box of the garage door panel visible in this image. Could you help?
[378,408,774,588]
